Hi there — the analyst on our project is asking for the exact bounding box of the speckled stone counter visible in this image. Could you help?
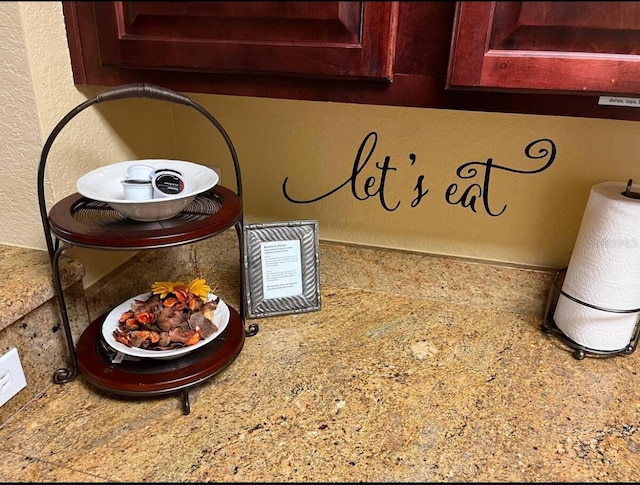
[1,233,639,482]
[0,245,87,425]
[0,246,85,334]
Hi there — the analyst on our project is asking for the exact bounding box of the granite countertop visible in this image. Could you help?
[0,246,84,334]
[1,239,639,482]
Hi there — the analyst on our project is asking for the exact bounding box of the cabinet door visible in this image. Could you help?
[448,1,640,95]
[76,1,398,82]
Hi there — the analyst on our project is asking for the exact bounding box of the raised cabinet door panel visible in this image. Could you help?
[448,1,640,95]
[62,1,640,121]
[89,1,399,81]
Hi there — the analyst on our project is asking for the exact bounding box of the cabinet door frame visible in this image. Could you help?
[447,1,640,95]
[74,1,400,82]
[61,1,640,122]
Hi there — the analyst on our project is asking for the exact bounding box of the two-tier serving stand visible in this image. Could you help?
[37,84,258,414]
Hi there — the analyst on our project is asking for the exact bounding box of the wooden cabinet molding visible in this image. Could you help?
[448,1,640,95]
[74,1,399,81]
[62,1,640,122]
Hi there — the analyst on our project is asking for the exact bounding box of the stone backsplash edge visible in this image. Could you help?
[85,230,557,320]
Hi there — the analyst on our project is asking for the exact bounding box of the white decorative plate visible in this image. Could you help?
[76,159,219,221]
[101,292,230,361]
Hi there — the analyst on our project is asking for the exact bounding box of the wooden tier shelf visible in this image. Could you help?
[37,84,256,415]
[47,186,242,249]
[76,305,245,405]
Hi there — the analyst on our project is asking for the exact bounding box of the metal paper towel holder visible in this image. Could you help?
[623,178,640,199]
[542,267,640,360]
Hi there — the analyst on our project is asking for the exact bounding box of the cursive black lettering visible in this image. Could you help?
[444,138,556,216]
[282,131,401,211]
[445,181,482,212]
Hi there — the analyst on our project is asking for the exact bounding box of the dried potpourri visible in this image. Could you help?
[113,278,219,351]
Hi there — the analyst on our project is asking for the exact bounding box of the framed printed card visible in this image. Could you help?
[243,220,321,319]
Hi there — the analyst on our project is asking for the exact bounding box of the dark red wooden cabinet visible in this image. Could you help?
[448,1,640,95]
[69,1,399,82]
[62,1,640,121]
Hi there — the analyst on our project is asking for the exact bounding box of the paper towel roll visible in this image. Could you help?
[553,181,640,351]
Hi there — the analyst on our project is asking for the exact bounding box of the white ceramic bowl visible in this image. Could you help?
[76,159,219,221]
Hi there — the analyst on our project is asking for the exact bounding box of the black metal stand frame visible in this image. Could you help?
[542,268,640,360]
[36,83,259,411]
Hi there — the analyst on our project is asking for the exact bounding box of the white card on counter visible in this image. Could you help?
[260,239,303,300]
[243,220,321,319]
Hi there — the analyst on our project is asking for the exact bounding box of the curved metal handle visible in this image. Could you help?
[95,83,192,106]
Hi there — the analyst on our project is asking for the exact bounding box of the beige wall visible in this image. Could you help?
[3,2,640,287]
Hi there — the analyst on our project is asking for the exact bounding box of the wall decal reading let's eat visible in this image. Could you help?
[282,132,556,217]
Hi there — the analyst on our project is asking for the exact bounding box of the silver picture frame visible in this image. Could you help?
[243,220,321,319]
